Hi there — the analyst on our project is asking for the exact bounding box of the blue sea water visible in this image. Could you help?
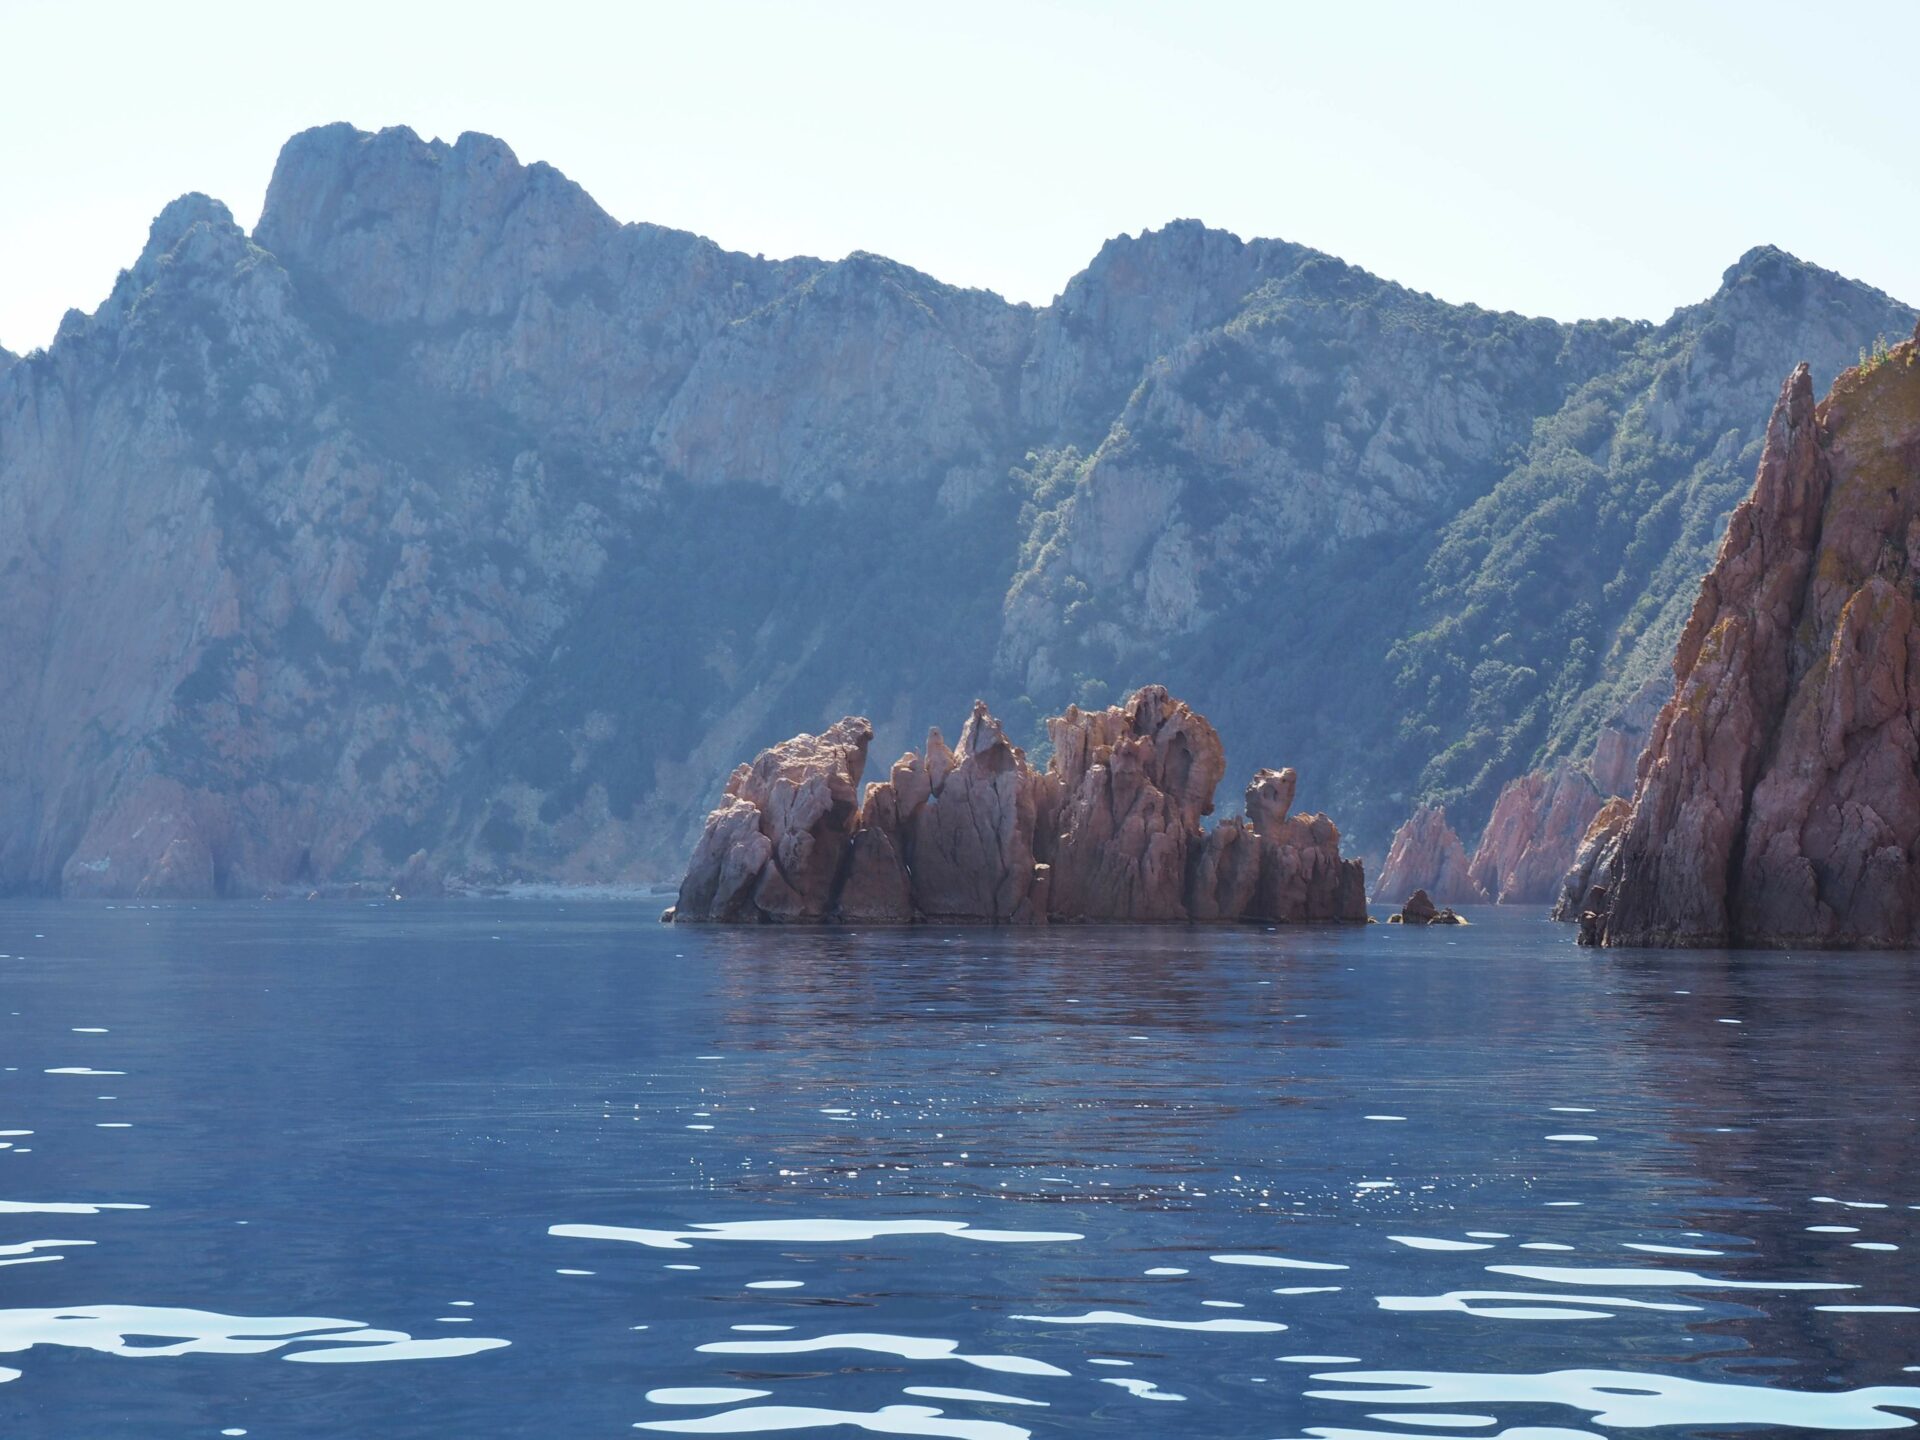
[0,901,1916,1438]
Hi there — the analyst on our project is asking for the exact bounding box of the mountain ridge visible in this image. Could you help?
[1,123,1912,896]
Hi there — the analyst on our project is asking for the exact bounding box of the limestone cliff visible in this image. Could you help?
[1585,329,1920,947]
[670,686,1365,925]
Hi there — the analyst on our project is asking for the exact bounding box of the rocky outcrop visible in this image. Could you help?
[1585,331,1920,947]
[669,719,873,922]
[1468,765,1607,905]
[864,702,1049,923]
[390,849,447,900]
[1551,796,1632,922]
[1042,687,1227,920]
[1,123,1912,898]
[1373,805,1486,903]
[671,686,1365,925]
[1388,889,1466,925]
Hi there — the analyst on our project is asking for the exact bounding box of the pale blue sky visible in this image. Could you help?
[3,0,1916,353]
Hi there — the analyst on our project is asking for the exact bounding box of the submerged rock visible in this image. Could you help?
[1586,330,1920,947]
[672,685,1365,925]
[1374,805,1486,904]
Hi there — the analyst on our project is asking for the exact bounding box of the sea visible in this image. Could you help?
[0,901,1915,1438]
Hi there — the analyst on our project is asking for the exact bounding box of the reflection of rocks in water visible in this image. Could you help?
[1612,945,1920,1377]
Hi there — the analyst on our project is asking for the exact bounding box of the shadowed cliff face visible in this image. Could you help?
[0,123,1914,896]
[1589,327,1920,947]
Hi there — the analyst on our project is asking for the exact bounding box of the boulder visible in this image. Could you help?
[1387,887,1466,925]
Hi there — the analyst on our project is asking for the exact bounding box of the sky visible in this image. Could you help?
[2,0,1917,354]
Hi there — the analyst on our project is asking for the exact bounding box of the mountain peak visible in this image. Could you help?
[254,122,615,323]
[141,193,238,264]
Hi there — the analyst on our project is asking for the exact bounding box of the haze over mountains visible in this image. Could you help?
[1,123,1912,897]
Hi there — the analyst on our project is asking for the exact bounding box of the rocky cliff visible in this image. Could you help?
[0,123,1912,896]
[670,686,1366,924]
[1372,805,1485,903]
[1466,764,1608,905]
[1582,328,1920,947]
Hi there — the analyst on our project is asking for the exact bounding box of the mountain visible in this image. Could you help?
[0,123,1912,897]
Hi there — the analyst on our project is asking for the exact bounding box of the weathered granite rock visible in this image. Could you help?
[1044,686,1226,920]
[672,686,1364,925]
[1188,774,1367,924]
[673,718,872,923]
[1587,331,1920,947]
[1551,796,1631,923]
[1374,805,1486,903]
[864,702,1046,922]
[1468,764,1607,905]
[2,123,1912,899]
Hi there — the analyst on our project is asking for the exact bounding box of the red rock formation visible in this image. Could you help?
[671,717,872,922]
[863,702,1048,923]
[1468,764,1606,905]
[1043,687,1226,920]
[1374,805,1486,903]
[1588,330,1920,947]
[671,686,1365,925]
[1387,888,1466,925]
[1189,773,1366,924]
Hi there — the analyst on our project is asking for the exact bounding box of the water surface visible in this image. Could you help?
[0,902,1915,1437]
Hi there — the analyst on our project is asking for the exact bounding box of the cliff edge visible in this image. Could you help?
[1582,325,1920,947]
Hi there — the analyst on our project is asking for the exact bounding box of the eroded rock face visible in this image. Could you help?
[866,702,1046,922]
[1551,796,1632,923]
[673,718,872,922]
[1374,805,1486,903]
[1468,765,1606,905]
[1587,332,1920,947]
[1589,676,1670,797]
[673,687,1364,925]
[1044,686,1226,920]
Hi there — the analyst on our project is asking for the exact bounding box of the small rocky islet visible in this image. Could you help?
[668,684,1365,926]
